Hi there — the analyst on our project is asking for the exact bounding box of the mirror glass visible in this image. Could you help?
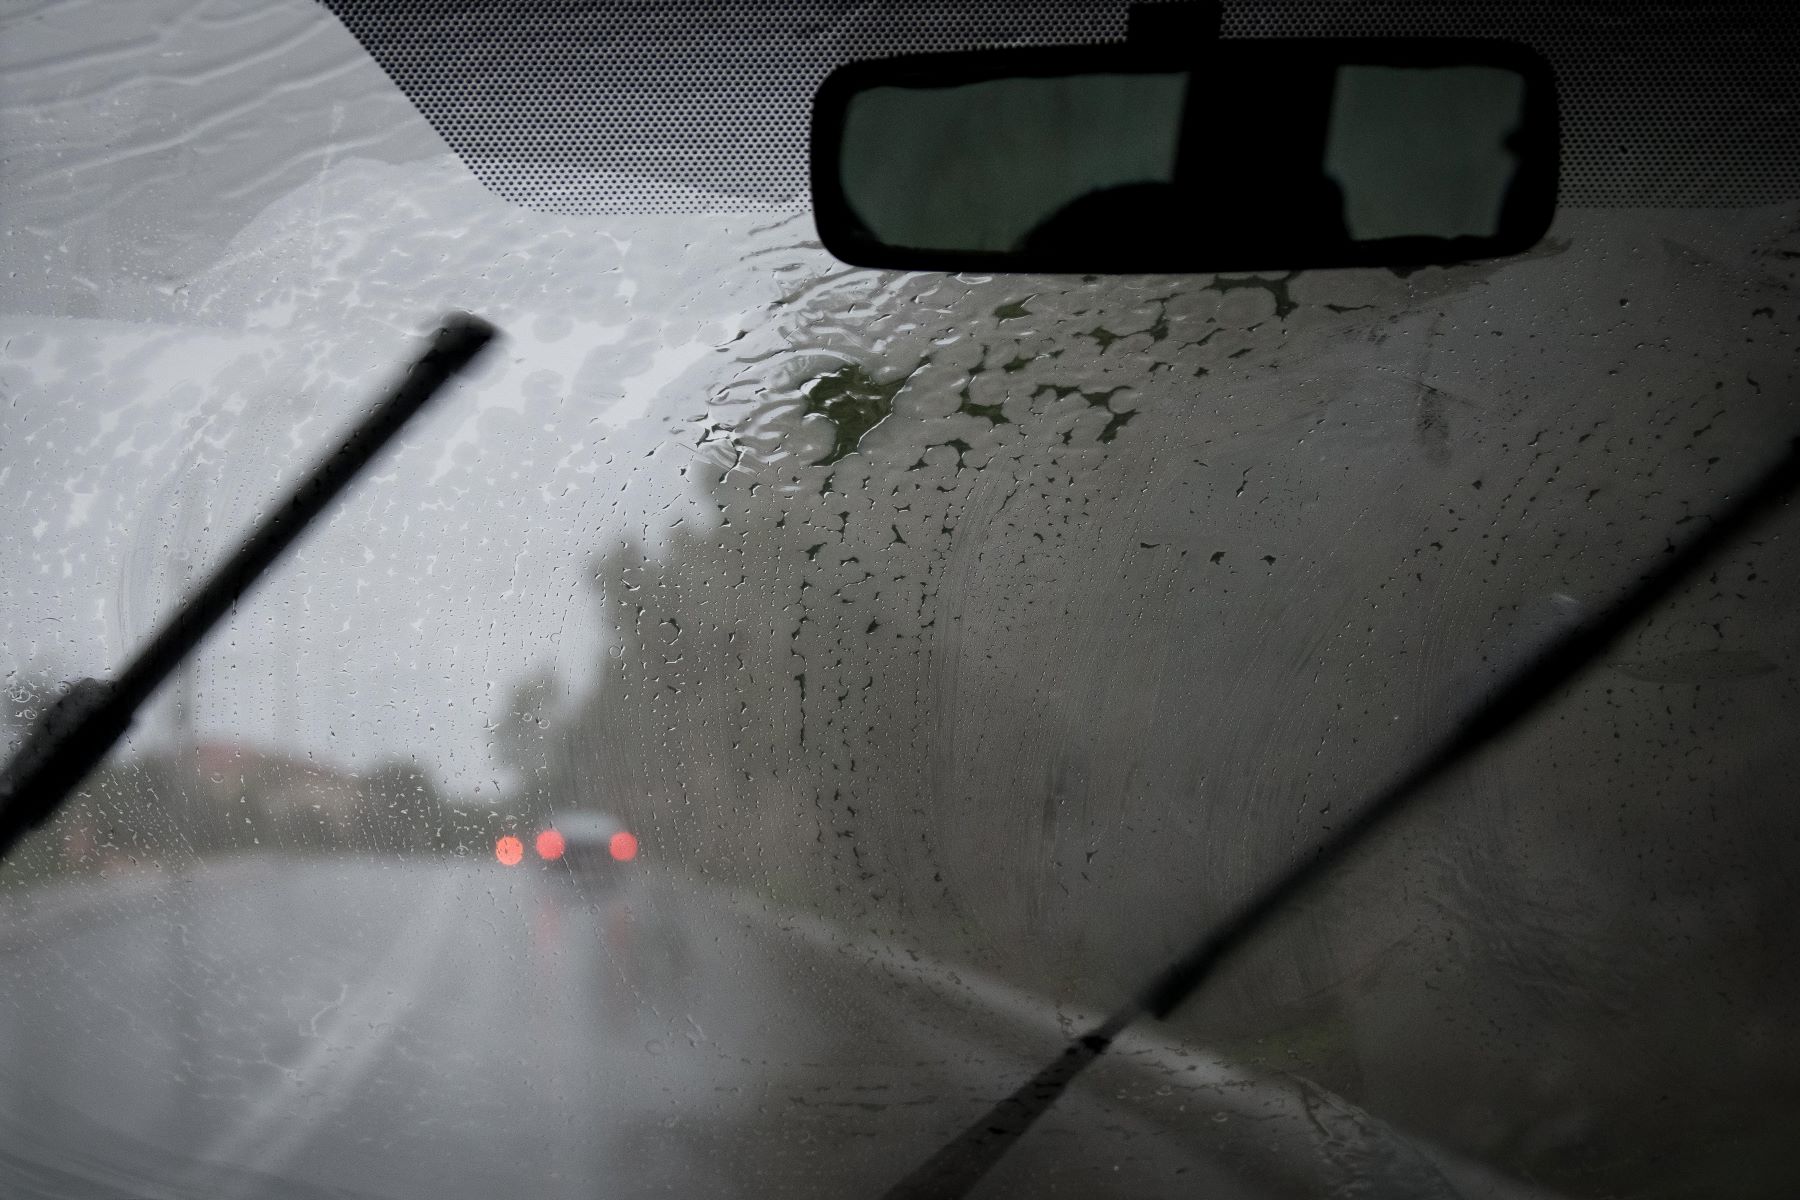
[817,44,1555,272]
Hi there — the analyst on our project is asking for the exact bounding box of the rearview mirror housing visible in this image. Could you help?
[812,39,1558,274]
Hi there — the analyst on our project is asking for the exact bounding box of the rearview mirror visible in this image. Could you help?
[812,39,1557,273]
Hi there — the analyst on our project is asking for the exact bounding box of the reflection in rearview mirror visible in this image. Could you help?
[1327,66,1526,240]
[841,72,1191,257]
[813,41,1557,273]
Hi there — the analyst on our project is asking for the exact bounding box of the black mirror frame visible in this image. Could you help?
[811,38,1559,274]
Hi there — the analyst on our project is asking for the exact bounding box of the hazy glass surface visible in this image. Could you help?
[3,3,1799,1198]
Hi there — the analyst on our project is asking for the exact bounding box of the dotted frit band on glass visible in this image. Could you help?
[321,0,1800,214]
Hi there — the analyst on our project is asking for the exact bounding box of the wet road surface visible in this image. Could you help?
[0,858,1541,1199]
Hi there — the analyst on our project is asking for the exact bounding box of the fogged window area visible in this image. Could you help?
[3,2,1799,1198]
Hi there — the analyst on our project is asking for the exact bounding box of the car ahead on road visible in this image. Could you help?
[2,3,1798,1199]
[494,813,638,865]
[504,811,640,890]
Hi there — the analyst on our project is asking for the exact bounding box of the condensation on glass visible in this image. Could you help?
[1,2,1797,1198]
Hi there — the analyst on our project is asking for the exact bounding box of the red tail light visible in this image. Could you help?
[609,831,639,862]
[494,835,524,866]
[535,829,565,861]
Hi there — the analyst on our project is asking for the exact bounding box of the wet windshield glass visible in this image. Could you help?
[4,3,1799,1198]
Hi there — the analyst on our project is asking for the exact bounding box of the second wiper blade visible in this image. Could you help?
[886,434,1800,1200]
[0,312,499,863]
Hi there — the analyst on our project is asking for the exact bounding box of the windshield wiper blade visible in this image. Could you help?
[885,435,1800,1200]
[0,312,499,863]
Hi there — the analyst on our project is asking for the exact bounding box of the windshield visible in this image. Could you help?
[3,3,1799,1198]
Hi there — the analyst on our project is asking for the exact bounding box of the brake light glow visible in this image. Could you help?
[494,835,523,866]
[535,829,565,861]
[609,831,639,861]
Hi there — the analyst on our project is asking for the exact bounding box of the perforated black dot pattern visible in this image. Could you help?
[321,0,1800,213]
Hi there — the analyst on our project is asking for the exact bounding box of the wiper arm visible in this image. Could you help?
[0,312,499,863]
[886,436,1800,1200]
